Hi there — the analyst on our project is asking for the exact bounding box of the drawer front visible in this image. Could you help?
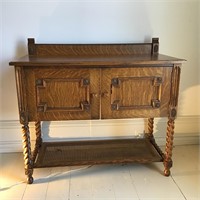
[101,67,172,119]
[24,67,100,121]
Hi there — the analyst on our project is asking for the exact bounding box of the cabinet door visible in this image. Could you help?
[25,67,100,121]
[101,67,172,119]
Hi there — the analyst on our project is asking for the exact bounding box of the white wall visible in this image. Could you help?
[0,0,199,152]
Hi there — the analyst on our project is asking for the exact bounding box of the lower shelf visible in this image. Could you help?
[34,137,163,168]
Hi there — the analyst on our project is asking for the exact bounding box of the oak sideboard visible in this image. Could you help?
[9,38,184,184]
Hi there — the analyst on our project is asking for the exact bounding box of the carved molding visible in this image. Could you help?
[111,76,162,110]
[168,65,181,119]
[36,78,91,112]
[151,99,161,108]
[20,112,29,124]
[15,67,28,123]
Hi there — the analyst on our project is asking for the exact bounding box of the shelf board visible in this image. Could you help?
[34,137,163,168]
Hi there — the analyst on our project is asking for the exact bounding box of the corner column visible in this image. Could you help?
[164,65,181,176]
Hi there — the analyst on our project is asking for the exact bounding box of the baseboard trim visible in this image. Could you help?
[0,141,23,153]
[0,116,199,153]
[0,135,199,153]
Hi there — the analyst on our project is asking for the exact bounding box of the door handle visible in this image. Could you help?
[101,92,109,97]
[90,93,98,98]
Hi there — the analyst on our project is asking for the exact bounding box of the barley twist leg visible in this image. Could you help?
[147,117,164,158]
[22,123,34,184]
[164,118,175,176]
[32,121,42,162]
[147,118,154,136]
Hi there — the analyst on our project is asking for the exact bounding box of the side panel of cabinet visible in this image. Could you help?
[24,67,100,121]
[101,67,172,119]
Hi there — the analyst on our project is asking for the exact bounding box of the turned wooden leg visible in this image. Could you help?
[147,117,164,158]
[164,118,175,176]
[32,121,42,162]
[147,118,154,136]
[22,123,34,184]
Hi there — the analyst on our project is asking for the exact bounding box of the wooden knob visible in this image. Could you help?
[101,92,109,97]
[90,93,98,98]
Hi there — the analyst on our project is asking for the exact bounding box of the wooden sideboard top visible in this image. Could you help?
[9,38,185,67]
[9,54,184,67]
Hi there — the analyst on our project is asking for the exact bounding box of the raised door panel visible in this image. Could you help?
[101,67,172,119]
[36,78,90,112]
[25,67,100,121]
